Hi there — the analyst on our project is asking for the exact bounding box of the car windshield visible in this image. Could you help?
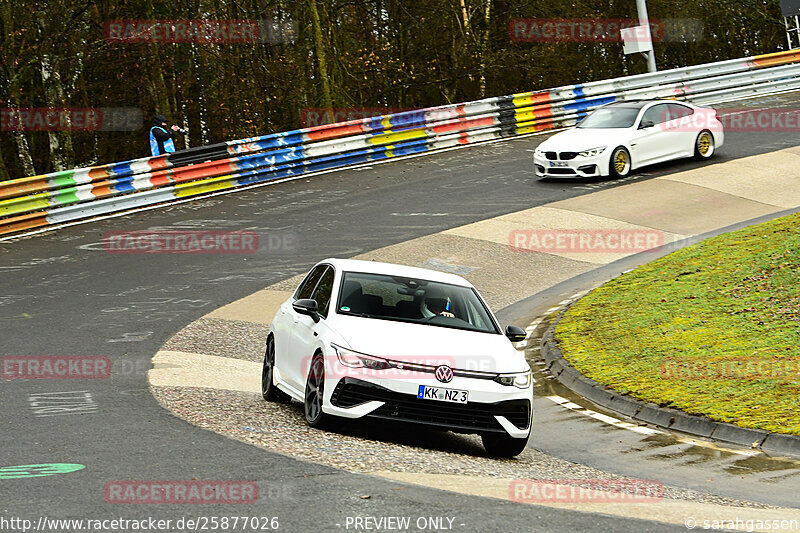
[336,271,500,334]
[577,107,641,129]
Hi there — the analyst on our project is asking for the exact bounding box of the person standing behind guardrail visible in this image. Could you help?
[149,114,185,157]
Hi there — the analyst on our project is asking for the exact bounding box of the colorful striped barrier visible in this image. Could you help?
[3,49,800,237]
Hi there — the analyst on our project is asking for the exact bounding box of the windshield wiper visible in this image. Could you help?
[340,310,374,319]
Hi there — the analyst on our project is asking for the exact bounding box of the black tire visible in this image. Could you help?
[693,130,715,160]
[261,336,290,403]
[609,146,631,178]
[304,352,334,429]
[481,433,529,458]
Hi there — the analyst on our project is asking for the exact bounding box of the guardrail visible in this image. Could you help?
[3,49,800,237]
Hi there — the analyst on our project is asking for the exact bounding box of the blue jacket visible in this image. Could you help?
[150,126,176,156]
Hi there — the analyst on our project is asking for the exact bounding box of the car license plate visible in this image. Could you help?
[417,385,468,404]
[549,161,568,167]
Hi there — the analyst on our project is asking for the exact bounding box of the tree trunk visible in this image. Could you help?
[478,0,492,98]
[191,42,209,145]
[459,0,471,37]
[37,16,75,172]
[308,0,333,110]
[9,106,36,177]
[0,144,11,181]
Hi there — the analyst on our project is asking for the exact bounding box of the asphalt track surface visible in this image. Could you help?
[2,93,800,532]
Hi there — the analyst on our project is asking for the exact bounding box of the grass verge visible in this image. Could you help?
[555,212,800,434]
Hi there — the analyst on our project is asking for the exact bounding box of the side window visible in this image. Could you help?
[640,104,670,125]
[668,103,693,119]
[311,267,335,317]
[295,265,326,300]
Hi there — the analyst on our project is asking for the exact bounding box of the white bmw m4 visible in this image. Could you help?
[534,99,724,179]
[262,258,533,457]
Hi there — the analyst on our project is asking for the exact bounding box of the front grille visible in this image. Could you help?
[331,378,530,433]
[547,168,577,175]
[559,152,578,160]
[544,151,557,160]
[381,359,498,381]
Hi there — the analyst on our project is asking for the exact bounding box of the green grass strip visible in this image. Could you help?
[555,212,800,434]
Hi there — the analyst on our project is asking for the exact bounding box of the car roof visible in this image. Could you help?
[604,99,693,110]
[318,258,474,287]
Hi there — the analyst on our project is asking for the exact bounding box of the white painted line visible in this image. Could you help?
[390,213,450,216]
[677,438,759,457]
[545,395,661,436]
[583,410,622,425]
[544,395,762,455]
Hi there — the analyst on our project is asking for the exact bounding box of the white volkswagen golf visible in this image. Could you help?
[262,258,533,457]
[534,99,724,179]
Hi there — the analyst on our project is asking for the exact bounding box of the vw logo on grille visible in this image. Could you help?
[434,365,454,383]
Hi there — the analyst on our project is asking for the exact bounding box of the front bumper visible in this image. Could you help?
[534,153,606,178]
[325,376,532,438]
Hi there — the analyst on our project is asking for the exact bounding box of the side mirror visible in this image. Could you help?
[293,298,320,323]
[638,120,654,129]
[505,325,527,343]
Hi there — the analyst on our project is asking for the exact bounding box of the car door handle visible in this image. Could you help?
[630,143,637,146]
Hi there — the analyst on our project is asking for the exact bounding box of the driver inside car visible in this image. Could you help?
[422,287,455,318]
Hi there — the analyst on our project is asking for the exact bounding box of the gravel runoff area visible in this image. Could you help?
[153,315,770,510]
[162,317,267,363]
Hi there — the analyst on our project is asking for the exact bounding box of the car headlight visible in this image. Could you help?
[495,371,532,388]
[578,147,606,157]
[534,149,545,157]
[332,345,394,370]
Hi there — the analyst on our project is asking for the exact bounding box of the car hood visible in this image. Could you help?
[539,127,632,152]
[328,314,527,373]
